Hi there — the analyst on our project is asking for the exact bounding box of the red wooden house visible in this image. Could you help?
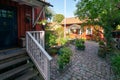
[0,0,52,49]
[61,17,104,41]
[0,0,53,80]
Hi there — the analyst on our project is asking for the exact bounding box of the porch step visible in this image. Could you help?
[0,48,43,80]
[15,69,38,80]
[0,56,29,70]
[0,48,26,61]
[0,63,33,80]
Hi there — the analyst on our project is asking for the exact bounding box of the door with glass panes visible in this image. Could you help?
[0,6,17,50]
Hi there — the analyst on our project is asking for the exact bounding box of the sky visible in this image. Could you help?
[47,0,78,18]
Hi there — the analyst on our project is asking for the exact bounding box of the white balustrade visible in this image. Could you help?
[26,31,52,80]
[28,31,45,48]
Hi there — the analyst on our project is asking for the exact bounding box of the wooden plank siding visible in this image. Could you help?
[0,0,43,39]
[34,7,43,31]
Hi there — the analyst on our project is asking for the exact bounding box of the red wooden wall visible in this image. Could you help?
[34,7,43,31]
[0,0,43,39]
[64,24,104,41]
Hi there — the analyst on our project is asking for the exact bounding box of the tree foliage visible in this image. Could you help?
[45,7,54,20]
[75,0,120,46]
[53,14,64,23]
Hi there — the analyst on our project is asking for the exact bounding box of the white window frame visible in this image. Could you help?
[86,28,92,35]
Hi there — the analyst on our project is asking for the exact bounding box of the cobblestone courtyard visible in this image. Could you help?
[50,41,113,80]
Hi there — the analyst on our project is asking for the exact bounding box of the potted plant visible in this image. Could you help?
[38,19,47,30]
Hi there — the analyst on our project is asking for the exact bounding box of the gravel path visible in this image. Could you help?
[50,41,113,80]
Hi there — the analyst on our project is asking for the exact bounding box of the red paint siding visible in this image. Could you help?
[65,24,104,41]
[34,7,43,31]
[0,0,43,40]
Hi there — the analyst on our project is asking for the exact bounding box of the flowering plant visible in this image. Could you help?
[38,19,47,26]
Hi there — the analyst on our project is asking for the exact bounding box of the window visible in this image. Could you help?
[78,28,84,35]
[86,28,92,35]
[2,10,7,17]
[0,10,1,17]
[8,10,13,18]
[0,9,13,18]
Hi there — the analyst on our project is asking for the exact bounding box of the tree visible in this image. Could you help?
[45,7,54,20]
[53,14,64,23]
[75,0,120,47]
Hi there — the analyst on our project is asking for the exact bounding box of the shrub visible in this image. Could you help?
[75,39,85,50]
[60,38,68,45]
[111,54,120,77]
[98,41,113,58]
[57,47,72,70]
[56,37,68,46]
[98,48,106,58]
[49,34,57,47]
[45,31,57,48]
[99,41,105,46]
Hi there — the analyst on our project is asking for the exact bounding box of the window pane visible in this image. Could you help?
[8,11,13,18]
[2,10,7,17]
[86,28,92,35]
[0,10,1,17]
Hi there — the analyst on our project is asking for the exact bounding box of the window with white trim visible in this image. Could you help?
[78,28,84,35]
[86,28,92,35]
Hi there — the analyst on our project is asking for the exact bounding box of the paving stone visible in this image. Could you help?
[50,41,114,80]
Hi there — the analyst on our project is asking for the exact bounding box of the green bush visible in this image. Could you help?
[45,31,57,48]
[98,41,113,58]
[60,38,68,45]
[49,34,57,46]
[111,54,120,76]
[75,39,85,50]
[98,48,106,58]
[99,41,105,46]
[57,47,72,70]
[56,37,68,46]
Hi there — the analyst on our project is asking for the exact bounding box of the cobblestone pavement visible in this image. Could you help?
[50,41,113,80]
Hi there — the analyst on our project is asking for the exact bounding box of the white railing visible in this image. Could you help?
[26,31,52,80]
[28,31,45,48]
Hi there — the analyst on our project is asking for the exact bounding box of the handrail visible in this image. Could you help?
[28,31,45,48]
[26,31,52,80]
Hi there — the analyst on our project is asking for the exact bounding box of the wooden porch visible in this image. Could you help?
[0,0,53,80]
[0,31,52,80]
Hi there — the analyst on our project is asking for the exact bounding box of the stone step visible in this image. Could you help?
[0,63,33,80]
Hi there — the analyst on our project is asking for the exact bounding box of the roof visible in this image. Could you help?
[12,0,53,7]
[48,22,59,27]
[61,17,85,25]
[37,0,53,7]
[69,24,81,29]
